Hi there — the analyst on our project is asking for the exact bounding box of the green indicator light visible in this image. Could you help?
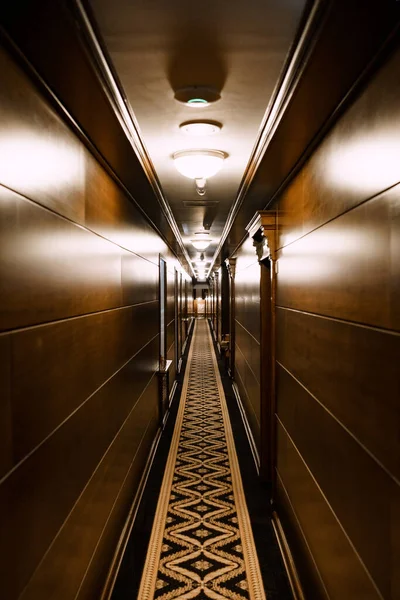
[187,98,208,105]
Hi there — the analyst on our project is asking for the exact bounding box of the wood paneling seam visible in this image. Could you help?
[100,418,166,600]
[207,0,327,275]
[0,181,161,269]
[277,361,400,486]
[74,415,158,600]
[234,360,261,428]
[17,372,158,600]
[235,260,261,274]
[231,382,260,473]
[0,301,159,338]
[276,471,333,600]
[0,28,191,274]
[235,319,261,345]
[276,418,387,600]
[0,333,160,487]
[227,20,400,261]
[276,306,400,337]
[277,179,400,252]
[235,341,261,386]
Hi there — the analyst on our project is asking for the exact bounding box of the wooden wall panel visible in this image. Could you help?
[0,186,123,331]
[276,424,381,600]
[277,308,400,480]
[235,343,260,450]
[0,38,182,600]
[235,321,260,384]
[275,41,400,600]
[10,302,158,464]
[0,46,86,224]
[0,338,159,600]
[0,335,12,476]
[18,376,159,600]
[277,366,398,598]
[277,46,400,250]
[233,237,261,452]
[277,184,399,330]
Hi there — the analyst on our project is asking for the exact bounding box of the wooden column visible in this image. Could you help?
[225,257,237,379]
[246,211,277,491]
[215,270,220,345]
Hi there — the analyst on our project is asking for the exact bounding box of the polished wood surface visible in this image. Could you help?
[11,302,158,463]
[19,377,159,600]
[276,425,381,600]
[0,39,184,600]
[275,41,400,600]
[0,337,159,600]
[278,184,400,331]
[0,335,12,476]
[277,366,398,598]
[233,238,262,451]
[277,307,400,481]
[225,0,400,255]
[0,2,192,269]
[277,46,400,250]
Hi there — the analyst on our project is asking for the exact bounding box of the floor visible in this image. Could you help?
[112,319,293,600]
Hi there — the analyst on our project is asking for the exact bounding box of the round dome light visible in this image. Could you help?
[179,121,222,136]
[173,149,226,180]
[174,86,221,107]
[191,232,212,251]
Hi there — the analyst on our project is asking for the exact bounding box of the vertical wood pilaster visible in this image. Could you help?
[246,211,277,492]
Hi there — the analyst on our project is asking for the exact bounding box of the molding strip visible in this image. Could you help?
[100,425,164,600]
[207,0,326,276]
[74,0,196,278]
[271,512,306,600]
[232,382,260,475]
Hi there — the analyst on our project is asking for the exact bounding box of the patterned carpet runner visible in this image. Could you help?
[138,319,266,600]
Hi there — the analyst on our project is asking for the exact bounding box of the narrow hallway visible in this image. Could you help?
[113,319,290,600]
[1,3,399,599]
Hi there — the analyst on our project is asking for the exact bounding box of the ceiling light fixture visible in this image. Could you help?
[191,231,211,251]
[174,86,221,107]
[173,149,226,180]
[179,121,222,136]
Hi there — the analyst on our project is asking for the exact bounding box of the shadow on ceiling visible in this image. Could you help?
[167,26,227,95]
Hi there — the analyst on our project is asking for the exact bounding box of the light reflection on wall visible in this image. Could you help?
[13,229,122,285]
[327,133,400,195]
[0,133,82,192]
[279,227,369,284]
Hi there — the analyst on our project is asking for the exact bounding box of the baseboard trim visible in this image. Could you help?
[271,511,306,600]
[100,425,163,600]
[231,381,260,475]
[167,381,178,414]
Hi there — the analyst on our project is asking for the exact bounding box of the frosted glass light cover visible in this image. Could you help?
[191,232,211,250]
[173,150,225,179]
[191,239,211,250]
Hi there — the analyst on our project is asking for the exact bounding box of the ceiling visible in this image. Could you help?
[86,0,308,276]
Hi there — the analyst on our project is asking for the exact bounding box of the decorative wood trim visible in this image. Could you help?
[224,258,237,378]
[246,210,277,264]
[232,382,260,474]
[246,211,277,490]
[100,425,164,600]
[73,0,196,278]
[225,257,237,280]
[207,0,326,275]
[271,512,306,600]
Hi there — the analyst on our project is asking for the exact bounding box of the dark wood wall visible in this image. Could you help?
[275,43,400,600]
[233,238,261,454]
[0,41,186,600]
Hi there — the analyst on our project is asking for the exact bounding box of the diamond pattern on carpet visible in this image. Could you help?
[138,320,266,600]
